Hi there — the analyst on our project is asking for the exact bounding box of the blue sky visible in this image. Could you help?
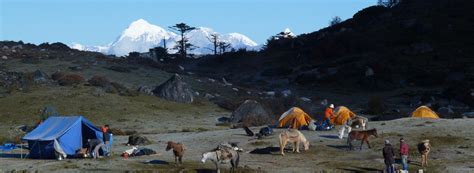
[1,0,376,46]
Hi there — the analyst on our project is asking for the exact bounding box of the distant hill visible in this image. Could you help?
[185,0,474,87]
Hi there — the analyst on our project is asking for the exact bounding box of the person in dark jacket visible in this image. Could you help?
[383,139,395,173]
[102,124,112,156]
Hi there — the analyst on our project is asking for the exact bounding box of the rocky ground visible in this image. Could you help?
[1,118,474,172]
[0,41,473,172]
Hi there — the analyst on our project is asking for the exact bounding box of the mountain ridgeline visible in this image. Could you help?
[177,0,474,92]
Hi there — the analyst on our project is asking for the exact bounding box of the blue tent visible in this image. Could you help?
[22,116,103,159]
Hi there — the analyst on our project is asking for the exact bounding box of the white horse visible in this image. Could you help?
[201,148,240,173]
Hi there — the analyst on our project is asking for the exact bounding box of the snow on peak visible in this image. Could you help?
[283,28,296,37]
[120,19,173,40]
[222,33,258,47]
[78,19,260,56]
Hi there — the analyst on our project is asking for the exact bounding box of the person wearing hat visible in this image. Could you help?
[324,104,336,127]
[383,139,395,173]
[399,138,409,171]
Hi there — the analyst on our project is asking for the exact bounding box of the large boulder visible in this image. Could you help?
[32,70,48,84]
[230,100,272,127]
[153,74,194,103]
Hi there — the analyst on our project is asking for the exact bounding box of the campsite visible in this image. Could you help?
[2,0,474,172]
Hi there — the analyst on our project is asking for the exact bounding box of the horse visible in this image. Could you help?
[350,116,368,131]
[347,128,378,150]
[417,140,431,167]
[165,141,186,165]
[279,129,310,156]
[201,148,240,173]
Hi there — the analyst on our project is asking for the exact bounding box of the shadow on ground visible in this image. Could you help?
[327,145,350,150]
[144,159,169,165]
[338,166,381,173]
[320,135,339,139]
[0,153,27,158]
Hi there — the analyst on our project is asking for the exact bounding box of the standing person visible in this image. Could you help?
[399,138,409,172]
[87,138,104,159]
[323,104,335,129]
[102,124,112,156]
[383,139,395,173]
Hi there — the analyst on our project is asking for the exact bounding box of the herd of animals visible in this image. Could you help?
[160,118,432,172]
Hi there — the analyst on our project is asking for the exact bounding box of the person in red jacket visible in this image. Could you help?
[323,104,335,128]
[399,138,409,171]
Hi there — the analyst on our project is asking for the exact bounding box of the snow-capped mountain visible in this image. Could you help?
[282,28,296,38]
[107,19,177,56]
[186,27,259,54]
[70,43,109,54]
[70,19,260,56]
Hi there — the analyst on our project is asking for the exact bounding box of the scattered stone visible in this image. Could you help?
[153,74,194,103]
[92,87,105,97]
[232,88,239,92]
[222,77,232,86]
[178,65,185,71]
[1,56,7,60]
[204,93,215,99]
[208,78,216,83]
[137,85,154,96]
[265,91,275,97]
[300,97,311,102]
[281,89,292,97]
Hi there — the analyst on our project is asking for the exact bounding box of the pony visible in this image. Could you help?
[201,148,240,173]
[347,128,378,150]
[417,139,431,167]
[279,129,310,155]
[165,141,186,165]
[349,116,368,131]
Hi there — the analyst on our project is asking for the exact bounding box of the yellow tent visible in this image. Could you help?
[278,107,313,129]
[412,106,439,119]
[332,106,357,125]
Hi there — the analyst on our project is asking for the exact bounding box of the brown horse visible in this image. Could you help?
[166,141,186,165]
[347,128,378,150]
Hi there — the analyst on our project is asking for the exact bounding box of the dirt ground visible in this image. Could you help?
[1,118,473,173]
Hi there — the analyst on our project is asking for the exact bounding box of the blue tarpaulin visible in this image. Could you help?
[22,116,103,159]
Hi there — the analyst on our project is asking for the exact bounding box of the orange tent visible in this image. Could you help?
[332,106,357,125]
[412,106,439,119]
[278,107,313,129]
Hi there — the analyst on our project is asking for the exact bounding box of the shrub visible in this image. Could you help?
[88,75,111,88]
[329,16,342,26]
[108,82,139,96]
[51,71,65,81]
[57,74,85,86]
[367,96,386,114]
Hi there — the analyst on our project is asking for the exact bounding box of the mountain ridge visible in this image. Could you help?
[71,19,260,56]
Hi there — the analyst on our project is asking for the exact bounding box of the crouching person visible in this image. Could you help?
[87,139,104,159]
